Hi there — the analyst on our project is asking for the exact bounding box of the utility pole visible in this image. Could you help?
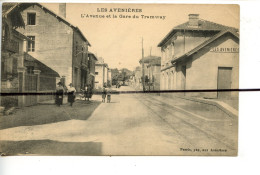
[142,37,145,92]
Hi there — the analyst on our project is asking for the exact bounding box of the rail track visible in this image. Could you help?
[134,94,237,153]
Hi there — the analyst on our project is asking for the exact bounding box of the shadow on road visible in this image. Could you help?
[0,100,101,130]
[0,139,102,156]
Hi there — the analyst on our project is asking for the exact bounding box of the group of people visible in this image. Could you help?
[55,82,77,107]
[102,87,111,103]
[82,85,93,101]
[56,82,112,106]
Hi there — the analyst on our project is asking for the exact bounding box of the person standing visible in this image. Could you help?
[55,82,64,107]
[67,83,76,107]
[86,85,93,101]
[102,87,107,103]
[82,85,88,101]
[107,88,111,103]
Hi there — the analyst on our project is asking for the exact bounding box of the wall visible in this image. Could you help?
[161,31,216,72]
[1,17,25,107]
[134,70,142,90]
[152,65,161,90]
[87,55,96,89]
[177,34,239,98]
[72,30,88,91]
[95,65,104,89]
[174,31,215,58]
[104,66,108,85]
[16,5,73,85]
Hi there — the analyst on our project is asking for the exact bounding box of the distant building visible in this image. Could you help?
[133,66,142,90]
[158,14,239,98]
[139,55,160,76]
[107,69,112,87]
[16,3,92,91]
[139,55,161,90]
[86,52,97,89]
[95,57,108,89]
[147,58,161,91]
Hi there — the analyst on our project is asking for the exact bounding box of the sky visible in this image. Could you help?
[43,3,239,71]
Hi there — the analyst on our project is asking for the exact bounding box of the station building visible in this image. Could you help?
[158,14,239,99]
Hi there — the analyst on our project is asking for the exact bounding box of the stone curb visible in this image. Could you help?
[173,95,238,118]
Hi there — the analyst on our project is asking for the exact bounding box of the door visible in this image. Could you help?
[181,65,186,95]
[24,74,37,106]
[217,67,232,98]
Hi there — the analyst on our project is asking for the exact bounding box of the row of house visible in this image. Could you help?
[132,56,161,91]
[94,57,112,89]
[133,14,239,99]
[1,3,110,109]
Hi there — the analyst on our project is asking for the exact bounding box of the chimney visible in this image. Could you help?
[188,14,199,27]
[59,3,66,18]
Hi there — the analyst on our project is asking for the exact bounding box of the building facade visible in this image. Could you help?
[132,66,142,90]
[107,69,112,87]
[86,52,97,90]
[158,14,239,99]
[1,3,60,108]
[147,58,161,91]
[95,57,108,89]
[16,3,91,91]
[1,3,28,108]
[139,55,161,91]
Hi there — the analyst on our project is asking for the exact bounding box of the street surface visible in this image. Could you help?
[0,86,237,156]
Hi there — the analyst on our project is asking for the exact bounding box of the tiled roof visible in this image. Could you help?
[174,19,238,31]
[2,3,18,16]
[158,19,239,47]
[12,29,31,41]
[148,58,161,66]
[88,52,98,61]
[139,55,161,64]
[2,3,25,28]
[24,52,60,77]
[135,66,141,71]
[171,29,239,64]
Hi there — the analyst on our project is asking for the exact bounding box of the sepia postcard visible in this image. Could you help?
[0,2,239,156]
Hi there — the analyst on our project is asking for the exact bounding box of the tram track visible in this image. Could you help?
[135,94,237,152]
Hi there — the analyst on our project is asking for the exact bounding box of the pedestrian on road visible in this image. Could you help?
[107,88,111,103]
[55,82,64,107]
[67,83,76,107]
[102,87,107,103]
[86,84,92,101]
[81,85,88,101]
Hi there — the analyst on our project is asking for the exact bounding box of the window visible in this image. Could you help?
[95,72,99,75]
[27,36,35,52]
[27,66,34,74]
[27,13,36,25]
